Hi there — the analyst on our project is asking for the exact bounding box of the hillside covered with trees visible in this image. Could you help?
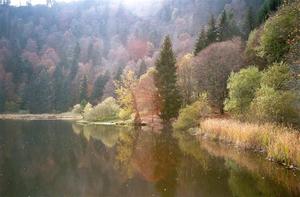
[0,0,267,113]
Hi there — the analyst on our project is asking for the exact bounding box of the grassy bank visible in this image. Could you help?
[197,118,300,168]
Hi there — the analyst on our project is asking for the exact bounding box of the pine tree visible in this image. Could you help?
[0,83,5,112]
[91,72,109,102]
[137,60,148,78]
[70,42,80,80]
[26,68,54,113]
[243,7,255,38]
[206,15,217,43]
[194,28,208,55]
[217,10,230,41]
[53,65,70,112]
[79,75,88,102]
[155,36,182,121]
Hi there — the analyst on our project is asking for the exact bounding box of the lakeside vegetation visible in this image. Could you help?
[199,118,300,168]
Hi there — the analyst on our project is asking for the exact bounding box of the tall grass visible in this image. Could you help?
[198,118,300,167]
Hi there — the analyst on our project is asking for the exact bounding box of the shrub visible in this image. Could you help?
[83,97,120,122]
[261,62,296,90]
[83,102,93,120]
[71,104,82,114]
[225,66,262,118]
[173,95,210,131]
[250,86,299,125]
[245,28,267,69]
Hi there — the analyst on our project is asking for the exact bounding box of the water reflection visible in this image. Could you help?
[0,120,299,197]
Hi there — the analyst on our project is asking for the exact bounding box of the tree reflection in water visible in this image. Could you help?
[0,120,299,197]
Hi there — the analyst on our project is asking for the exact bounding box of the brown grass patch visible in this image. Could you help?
[199,118,300,167]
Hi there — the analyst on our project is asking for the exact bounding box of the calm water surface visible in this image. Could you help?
[0,120,299,197]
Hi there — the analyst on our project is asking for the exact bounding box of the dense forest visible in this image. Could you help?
[0,0,267,113]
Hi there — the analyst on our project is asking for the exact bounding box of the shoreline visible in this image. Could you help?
[0,113,83,121]
[195,118,300,171]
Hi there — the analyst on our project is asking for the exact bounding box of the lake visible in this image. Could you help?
[0,120,299,197]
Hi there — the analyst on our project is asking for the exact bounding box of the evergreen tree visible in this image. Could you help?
[91,72,109,102]
[137,60,148,78]
[206,15,217,43]
[243,7,255,38]
[70,42,80,80]
[258,0,283,24]
[0,83,5,112]
[26,68,54,113]
[217,10,230,41]
[194,28,208,55]
[155,36,182,121]
[79,75,88,102]
[114,66,123,81]
[53,65,70,112]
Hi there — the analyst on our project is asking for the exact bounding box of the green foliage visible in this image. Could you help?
[137,60,148,78]
[83,97,120,122]
[80,99,87,109]
[173,95,210,131]
[258,0,283,24]
[79,75,88,102]
[261,62,296,90]
[26,68,54,113]
[155,36,182,121]
[4,101,19,112]
[245,28,268,69]
[243,7,256,38]
[91,73,109,102]
[206,15,218,43]
[225,67,262,117]
[259,4,299,63]
[0,84,5,112]
[250,86,299,125]
[194,28,208,55]
[217,11,240,41]
[250,62,299,126]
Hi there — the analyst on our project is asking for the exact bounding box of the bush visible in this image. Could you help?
[83,97,120,122]
[250,86,299,125]
[71,104,82,114]
[225,66,262,118]
[259,3,299,63]
[245,29,267,69]
[261,62,296,90]
[173,95,210,131]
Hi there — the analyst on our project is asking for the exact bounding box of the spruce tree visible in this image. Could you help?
[217,10,230,41]
[243,7,255,38]
[79,75,88,102]
[0,83,5,112]
[91,72,109,102]
[206,15,217,43]
[70,42,80,80]
[137,60,148,78]
[27,68,54,113]
[194,28,208,55]
[155,36,182,121]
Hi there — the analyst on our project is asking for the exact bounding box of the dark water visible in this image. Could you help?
[0,120,299,197]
